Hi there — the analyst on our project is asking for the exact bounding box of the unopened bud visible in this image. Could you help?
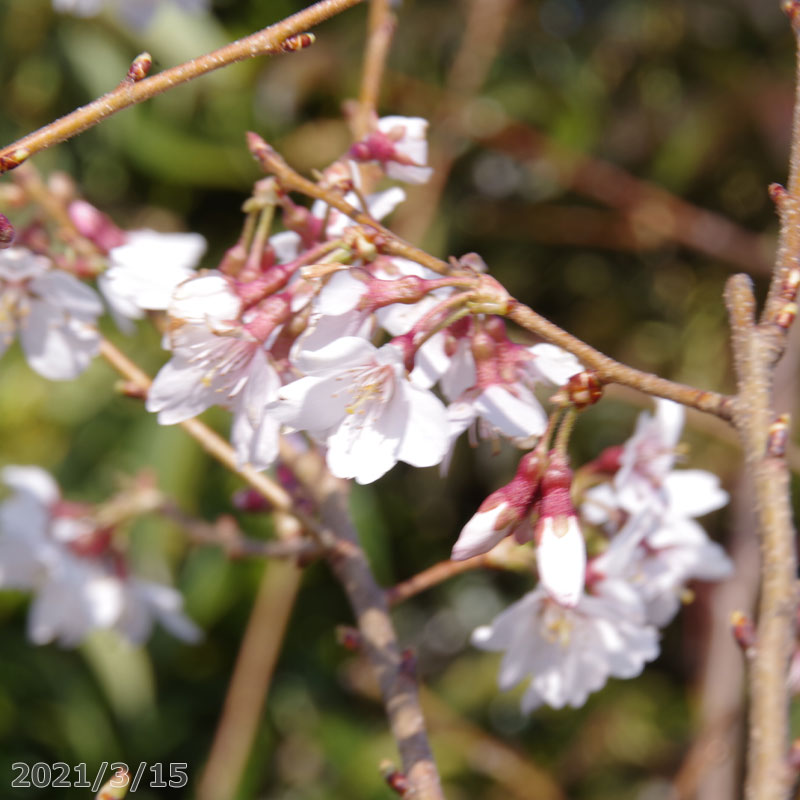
[783,0,800,28]
[279,32,315,52]
[0,212,15,248]
[232,488,272,513]
[68,200,126,252]
[94,767,130,799]
[380,761,410,797]
[563,370,603,409]
[781,266,800,302]
[767,413,790,458]
[769,182,789,204]
[335,625,362,651]
[127,52,152,82]
[0,147,30,173]
[400,648,417,678]
[774,301,798,330]
[731,610,756,656]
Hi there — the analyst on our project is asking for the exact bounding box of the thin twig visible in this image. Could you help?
[352,0,396,140]
[387,554,498,606]
[506,300,734,419]
[0,0,365,173]
[158,501,321,560]
[197,515,303,800]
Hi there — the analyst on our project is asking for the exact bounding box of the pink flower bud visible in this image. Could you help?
[0,212,15,248]
[68,200,126,252]
[451,450,544,560]
[534,453,586,606]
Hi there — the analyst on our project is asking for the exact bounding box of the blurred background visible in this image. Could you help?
[0,0,796,798]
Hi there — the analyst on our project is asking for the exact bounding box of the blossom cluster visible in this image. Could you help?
[460,398,731,712]
[0,111,732,717]
[0,466,199,647]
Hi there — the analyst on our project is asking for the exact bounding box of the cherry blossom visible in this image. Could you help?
[0,246,102,380]
[472,579,659,712]
[146,273,283,470]
[444,340,583,448]
[99,229,206,332]
[349,116,433,184]
[269,337,448,484]
[0,466,200,647]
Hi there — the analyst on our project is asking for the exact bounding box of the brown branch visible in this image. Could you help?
[248,132,452,275]
[250,133,735,420]
[345,657,566,800]
[279,440,445,800]
[100,335,444,797]
[507,300,734,419]
[352,0,396,140]
[725,272,798,800]
[387,555,498,606]
[197,516,303,800]
[158,502,321,561]
[0,0,365,174]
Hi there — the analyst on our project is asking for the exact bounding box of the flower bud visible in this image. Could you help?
[451,450,544,560]
[563,370,603,409]
[0,212,15,248]
[68,200,126,252]
[534,452,586,607]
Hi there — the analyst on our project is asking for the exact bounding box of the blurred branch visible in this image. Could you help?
[197,515,303,800]
[387,555,498,605]
[353,0,397,140]
[0,0,365,174]
[388,74,771,274]
[391,0,518,245]
[279,439,445,800]
[344,656,566,800]
[480,121,772,275]
[158,501,321,561]
[99,335,445,798]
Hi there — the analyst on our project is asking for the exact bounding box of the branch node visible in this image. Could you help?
[126,52,153,83]
[731,610,757,658]
[380,760,411,797]
[0,212,15,248]
[335,625,363,652]
[279,32,316,52]
[782,0,800,31]
[767,413,791,458]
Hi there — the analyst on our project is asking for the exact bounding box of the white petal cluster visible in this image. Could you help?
[472,581,658,711]
[269,338,448,484]
[0,466,200,647]
[146,273,282,470]
[583,399,732,626]
[0,247,102,380]
[99,230,206,333]
[471,398,731,713]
